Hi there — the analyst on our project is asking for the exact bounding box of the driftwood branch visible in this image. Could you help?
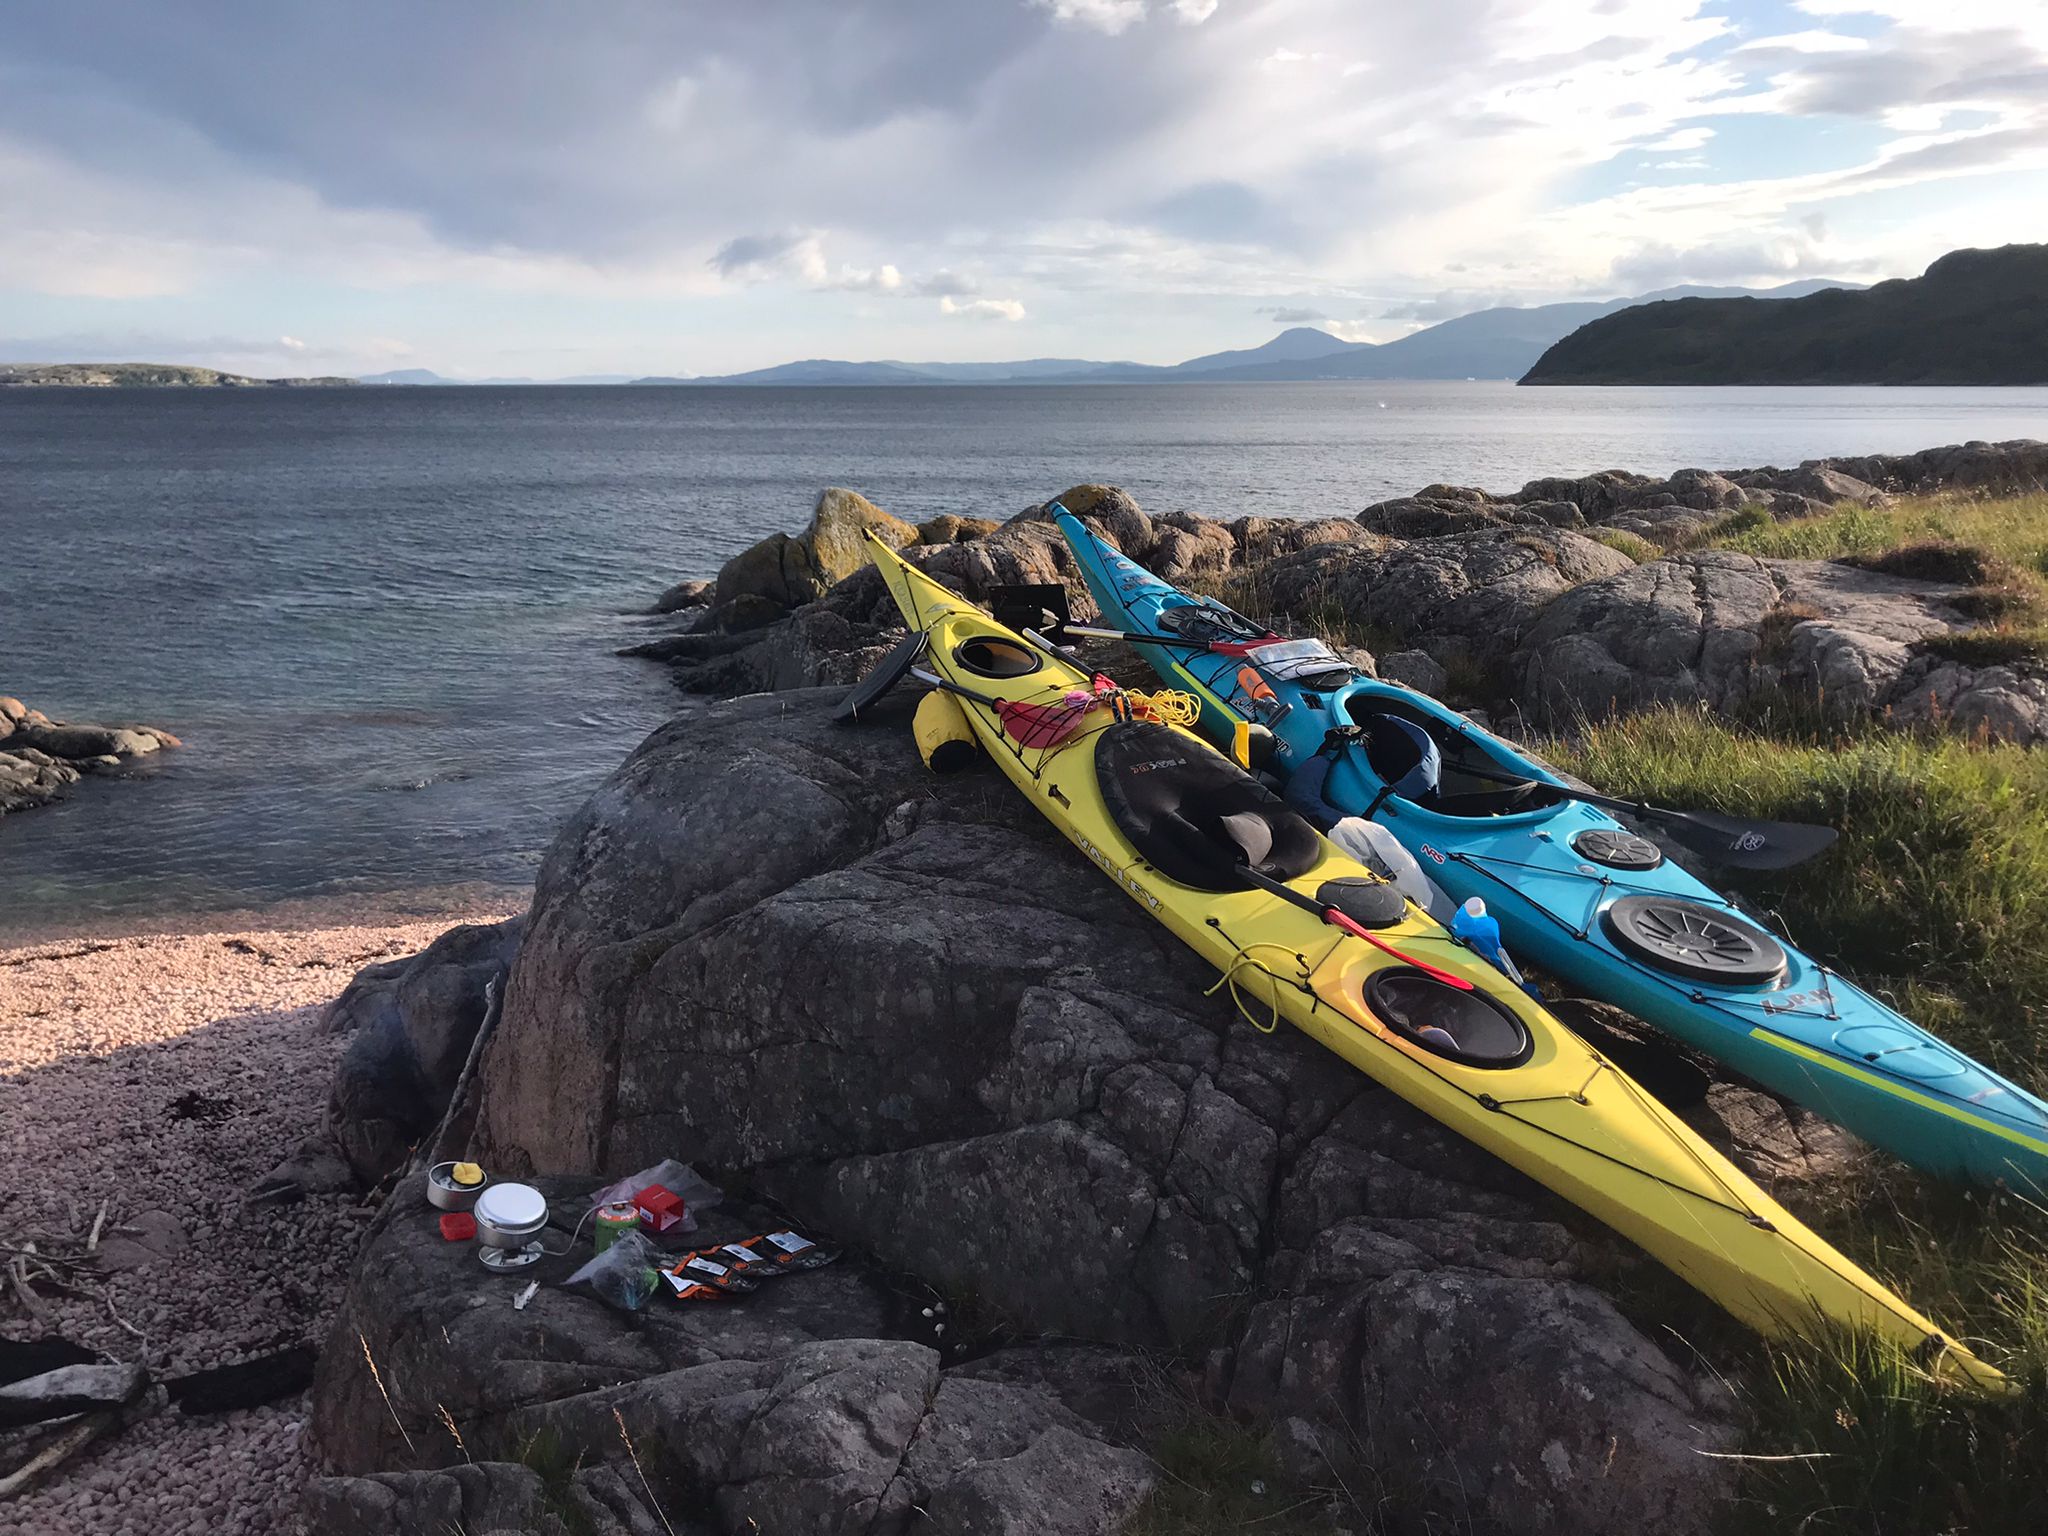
[0,1412,115,1499]
[414,973,505,1175]
[0,1377,155,1500]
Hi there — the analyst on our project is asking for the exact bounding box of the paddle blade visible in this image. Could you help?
[995,695,1095,749]
[1653,809,1839,871]
[835,631,930,722]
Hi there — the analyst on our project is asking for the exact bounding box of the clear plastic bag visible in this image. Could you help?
[564,1229,665,1312]
[587,1159,724,1237]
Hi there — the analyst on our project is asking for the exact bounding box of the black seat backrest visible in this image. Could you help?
[1097,722,1321,892]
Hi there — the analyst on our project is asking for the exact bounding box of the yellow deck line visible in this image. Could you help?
[1753,1029,2048,1156]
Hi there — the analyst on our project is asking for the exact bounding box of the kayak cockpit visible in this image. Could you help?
[1342,693,1570,819]
[1359,968,1535,1068]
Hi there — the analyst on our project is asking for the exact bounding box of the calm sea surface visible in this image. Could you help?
[4,382,2045,938]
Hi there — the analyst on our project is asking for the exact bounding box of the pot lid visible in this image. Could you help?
[476,1182,548,1229]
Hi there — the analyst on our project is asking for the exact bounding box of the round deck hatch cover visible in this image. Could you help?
[1601,895,1786,985]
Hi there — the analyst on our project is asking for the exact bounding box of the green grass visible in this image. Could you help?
[1545,704,2048,1532]
[1718,1187,2048,1536]
[511,1428,600,1536]
[1126,1413,1354,1536]
[1697,492,2048,632]
[1590,527,1659,562]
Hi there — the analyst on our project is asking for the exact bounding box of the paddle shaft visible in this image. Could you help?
[1234,865,1474,990]
[1061,622,1271,652]
[910,667,1002,711]
[1321,727,1836,870]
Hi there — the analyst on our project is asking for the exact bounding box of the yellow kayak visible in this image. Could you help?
[863,529,2002,1390]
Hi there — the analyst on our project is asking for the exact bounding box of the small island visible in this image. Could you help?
[0,363,358,388]
[1521,243,2048,385]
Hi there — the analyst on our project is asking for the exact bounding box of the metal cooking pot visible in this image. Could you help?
[473,1182,550,1251]
[426,1160,490,1213]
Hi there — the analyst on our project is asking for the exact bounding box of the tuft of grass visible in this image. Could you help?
[1759,600,1826,664]
[513,1428,600,1536]
[1916,625,2048,670]
[1124,1406,1354,1536]
[1590,527,1659,563]
[1683,503,1775,546]
[1843,539,2019,588]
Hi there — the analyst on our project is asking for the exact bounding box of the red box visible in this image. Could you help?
[633,1184,687,1234]
[438,1212,477,1242]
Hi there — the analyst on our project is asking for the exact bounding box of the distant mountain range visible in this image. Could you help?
[349,280,1855,388]
[1523,245,2048,385]
[619,280,1853,387]
[359,368,637,385]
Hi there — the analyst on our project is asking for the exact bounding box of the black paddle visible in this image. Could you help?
[834,631,930,722]
[1428,755,1838,872]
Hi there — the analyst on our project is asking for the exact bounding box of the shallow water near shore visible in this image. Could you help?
[3,381,2045,938]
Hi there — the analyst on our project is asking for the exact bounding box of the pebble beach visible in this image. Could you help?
[0,912,512,1536]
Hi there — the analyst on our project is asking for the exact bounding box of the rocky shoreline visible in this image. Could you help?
[630,438,2048,744]
[0,697,180,817]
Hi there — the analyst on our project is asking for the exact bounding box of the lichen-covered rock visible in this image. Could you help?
[1266,527,1635,663]
[708,488,917,627]
[917,512,1001,544]
[1513,552,1974,721]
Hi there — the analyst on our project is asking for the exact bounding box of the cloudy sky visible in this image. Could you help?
[5,0,2044,377]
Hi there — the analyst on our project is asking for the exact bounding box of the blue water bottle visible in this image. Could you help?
[1450,898,1542,999]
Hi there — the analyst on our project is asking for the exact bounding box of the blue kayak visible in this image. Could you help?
[1056,507,2048,1190]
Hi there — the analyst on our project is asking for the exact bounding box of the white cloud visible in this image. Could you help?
[1035,0,1215,29]
[1643,127,1715,152]
[279,334,306,350]
[1737,31,1869,54]
[940,295,1026,320]
[1035,0,1147,35]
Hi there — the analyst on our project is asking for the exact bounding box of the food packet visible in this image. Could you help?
[563,1230,664,1312]
[749,1230,842,1274]
[663,1251,759,1295]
